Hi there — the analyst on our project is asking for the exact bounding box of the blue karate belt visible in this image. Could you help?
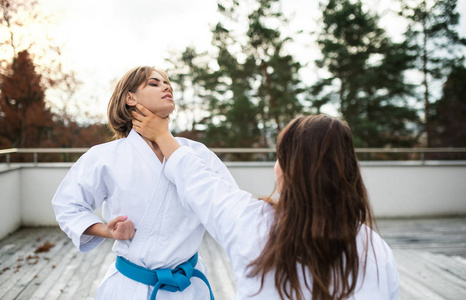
[115,253,214,300]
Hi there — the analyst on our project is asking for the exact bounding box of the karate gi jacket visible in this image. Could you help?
[164,146,400,299]
[52,130,238,299]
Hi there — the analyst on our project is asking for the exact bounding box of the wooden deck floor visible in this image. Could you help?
[1,217,465,299]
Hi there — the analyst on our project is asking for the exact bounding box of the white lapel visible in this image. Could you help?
[125,130,170,260]
[127,129,163,171]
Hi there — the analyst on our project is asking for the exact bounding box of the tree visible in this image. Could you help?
[0,50,54,148]
[244,0,304,135]
[0,0,80,120]
[204,19,263,151]
[0,0,119,158]
[166,46,214,136]
[173,0,303,154]
[312,0,419,147]
[430,65,466,151]
[399,0,466,146]
[0,49,112,159]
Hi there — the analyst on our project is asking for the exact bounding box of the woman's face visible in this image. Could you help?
[130,71,175,117]
[274,160,283,193]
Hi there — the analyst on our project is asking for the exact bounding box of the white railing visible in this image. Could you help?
[1,147,466,165]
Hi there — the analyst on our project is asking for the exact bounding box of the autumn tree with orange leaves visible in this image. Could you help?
[0,0,112,155]
[0,50,54,148]
[0,50,112,151]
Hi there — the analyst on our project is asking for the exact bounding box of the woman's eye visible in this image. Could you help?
[149,83,158,87]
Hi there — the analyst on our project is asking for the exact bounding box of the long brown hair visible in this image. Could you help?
[249,115,376,300]
[107,66,172,139]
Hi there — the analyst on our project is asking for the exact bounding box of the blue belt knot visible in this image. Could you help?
[115,253,214,300]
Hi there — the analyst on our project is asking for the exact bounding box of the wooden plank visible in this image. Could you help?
[0,228,31,258]
[1,217,466,300]
[20,241,80,300]
[416,252,466,280]
[41,246,88,300]
[1,231,71,299]
[68,240,114,299]
[397,266,445,300]
[377,217,466,257]
[0,228,65,299]
[394,249,466,299]
[0,228,60,272]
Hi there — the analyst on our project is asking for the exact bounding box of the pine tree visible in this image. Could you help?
[312,0,419,147]
[244,0,303,135]
[166,46,213,135]
[430,65,466,150]
[399,0,466,146]
[167,0,303,158]
[208,0,303,150]
[205,20,263,153]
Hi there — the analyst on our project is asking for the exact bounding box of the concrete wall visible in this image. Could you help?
[0,167,21,239]
[225,162,278,198]
[361,163,466,217]
[20,166,71,227]
[1,161,466,240]
[226,161,466,218]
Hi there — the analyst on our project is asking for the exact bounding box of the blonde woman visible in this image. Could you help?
[52,66,237,299]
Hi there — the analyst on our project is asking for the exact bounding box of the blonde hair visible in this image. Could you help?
[107,66,173,139]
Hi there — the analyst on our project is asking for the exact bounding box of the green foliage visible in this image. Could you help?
[168,0,303,154]
[312,0,419,147]
[399,0,466,146]
[166,0,465,154]
[430,65,466,148]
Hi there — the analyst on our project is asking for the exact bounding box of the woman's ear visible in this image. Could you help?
[125,92,137,106]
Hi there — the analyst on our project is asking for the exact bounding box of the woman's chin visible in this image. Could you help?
[155,108,174,119]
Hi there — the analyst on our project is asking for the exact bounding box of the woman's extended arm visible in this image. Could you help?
[131,104,272,268]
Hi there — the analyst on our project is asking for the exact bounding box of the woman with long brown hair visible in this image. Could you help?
[132,105,399,299]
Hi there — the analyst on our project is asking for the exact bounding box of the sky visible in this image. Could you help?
[33,0,466,126]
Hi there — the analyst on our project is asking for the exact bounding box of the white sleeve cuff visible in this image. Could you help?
[68,214,106,252]
[165,146,194,182]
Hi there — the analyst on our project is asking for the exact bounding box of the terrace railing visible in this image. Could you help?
[1,147,466,166]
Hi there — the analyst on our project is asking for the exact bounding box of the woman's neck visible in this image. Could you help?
[142,136,164,163]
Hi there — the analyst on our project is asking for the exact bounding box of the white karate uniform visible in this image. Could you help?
[52,130,238,299]
[165,146,400,300]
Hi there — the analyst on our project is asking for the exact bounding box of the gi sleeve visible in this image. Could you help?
[205,149,239,189]
[165,146,271,272]
[51,151,108,252]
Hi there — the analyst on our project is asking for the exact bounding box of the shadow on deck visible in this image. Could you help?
[1,217,465,299]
